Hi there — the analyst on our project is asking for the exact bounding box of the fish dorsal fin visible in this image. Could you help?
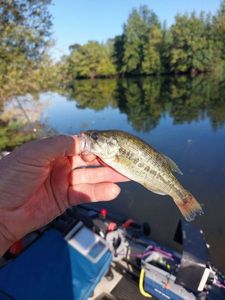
[162,154,183,175]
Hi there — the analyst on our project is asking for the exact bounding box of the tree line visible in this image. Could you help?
[0,0,225,102]
[63,1,225,79]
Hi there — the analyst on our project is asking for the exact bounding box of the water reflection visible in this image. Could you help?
[116,78,164,131]
[1,75,225,274]
[67,80,117,110]
[64,75,225,131]
[0,96,51,150]
[167,76,225,129]
[1,75,225,150]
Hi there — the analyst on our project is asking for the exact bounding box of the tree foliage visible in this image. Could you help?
[1,0,225,89]
[170,13,213,74]
[0,0,54,101]
[122,6,159,74]
[211,0,225,64]
[142,24,162,74]
[67,41,116,79]
[64,1,225,79]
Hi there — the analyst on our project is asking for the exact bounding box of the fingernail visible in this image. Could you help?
[111,184,121,198]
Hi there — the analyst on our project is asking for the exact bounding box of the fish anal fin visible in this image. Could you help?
[162,154,183,175]
[142,182,167,196]
[152,190,167,196]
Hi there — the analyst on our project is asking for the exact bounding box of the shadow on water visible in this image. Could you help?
[1,75,225,274]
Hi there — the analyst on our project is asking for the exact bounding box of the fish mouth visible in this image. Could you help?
[79,132,91,154]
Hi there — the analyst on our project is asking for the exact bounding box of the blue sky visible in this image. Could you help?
[49,0,221,59]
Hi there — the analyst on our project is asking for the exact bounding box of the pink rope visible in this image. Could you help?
[132,245,174,261]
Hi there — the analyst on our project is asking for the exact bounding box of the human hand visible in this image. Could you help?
[0,135,128,255]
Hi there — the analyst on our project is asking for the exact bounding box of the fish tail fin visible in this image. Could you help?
[173,192,203,222]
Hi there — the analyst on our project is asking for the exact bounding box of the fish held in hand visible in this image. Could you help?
[79,130,203,222]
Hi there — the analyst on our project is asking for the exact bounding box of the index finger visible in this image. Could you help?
[70,155,100,169]
[14,135,80,165]
[71,166,130,185]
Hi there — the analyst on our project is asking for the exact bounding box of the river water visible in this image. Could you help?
[3,75,225,273]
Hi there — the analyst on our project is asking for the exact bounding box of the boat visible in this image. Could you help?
[0,204,224,300]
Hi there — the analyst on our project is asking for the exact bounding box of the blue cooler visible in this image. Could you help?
[0,228,112,300]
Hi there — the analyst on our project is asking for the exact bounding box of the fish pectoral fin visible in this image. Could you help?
[162,154,183,175]
[142,182,167,196]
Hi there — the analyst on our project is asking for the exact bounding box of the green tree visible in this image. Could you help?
[98,40,116,77]
[170,12,214,74]
[0,0,52,60]
[160,21,173,73]
[67,41,116,79]
[112,34,125,75]
[122,6,159,74]
[0,0,53,101]
[63,2,225,79]
[142,24,162,74]
[211,0,225,70]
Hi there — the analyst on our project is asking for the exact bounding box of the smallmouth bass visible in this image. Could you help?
[79,130,203,221]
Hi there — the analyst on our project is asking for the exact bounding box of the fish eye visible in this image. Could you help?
[91,132,98,140]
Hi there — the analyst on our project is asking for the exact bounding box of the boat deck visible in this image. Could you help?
[90,262,155,300]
